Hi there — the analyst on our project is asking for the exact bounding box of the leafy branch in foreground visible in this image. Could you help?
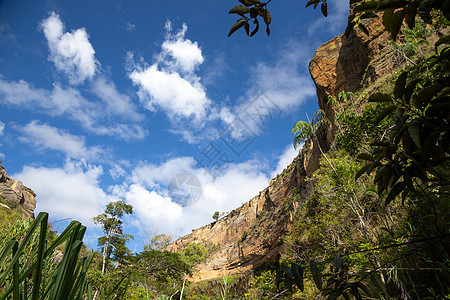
[228,0,272,37]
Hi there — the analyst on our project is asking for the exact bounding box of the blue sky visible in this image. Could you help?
[0,0,348,250]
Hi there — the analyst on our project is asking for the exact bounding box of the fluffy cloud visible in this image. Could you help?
[18,121,105,161]
[161,23,204,73]
[0,121,4,136]
[112,156,272,237]
[15,161,111,227]
[41,12,98,85]
[219,41,316,138]
[129,21,210,120]
[0,78,146,140]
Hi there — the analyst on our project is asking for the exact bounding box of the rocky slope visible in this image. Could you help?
[0,161,36,218]
[167,14,399,281]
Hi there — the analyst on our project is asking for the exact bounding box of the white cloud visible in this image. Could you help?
[219,41,316,138]
[91,77,143,121]
[41,12,98,84]
[307,0,349,36]
[130,65,209,119]
[112,156,270,237]
[14,161,111,227]
[18,121,105,161]
[161,22,204,73]
[129,22,210,121]
[271,144,299,178]
[0,78,147,140]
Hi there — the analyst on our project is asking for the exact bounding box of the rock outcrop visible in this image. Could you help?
[167,12,401,282]
[0,161,36,218]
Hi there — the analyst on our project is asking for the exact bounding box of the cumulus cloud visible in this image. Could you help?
[0,121,4,136]
[15,161,111,227]
[0,78,146,140]
[18,121,105,161]
[129,21,210,120]
[111,156,270,236]
[219,41,316,139]
[41,12,99,85]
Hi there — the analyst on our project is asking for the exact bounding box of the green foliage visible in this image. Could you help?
[180,243,209,267]
[0,212,96,299]
[93,200,133,274]
[227,0,272,37]
[144,234,173,251]
[212,211,220,221]
[292,109,327,149]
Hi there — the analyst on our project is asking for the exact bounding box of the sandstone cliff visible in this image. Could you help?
[0,161,36,218]
[167,13,399,282]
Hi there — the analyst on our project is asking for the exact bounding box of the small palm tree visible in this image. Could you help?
[292,109,336,173]
[292,109,326,149]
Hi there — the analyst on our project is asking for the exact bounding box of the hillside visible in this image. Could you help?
[166,14,399,281]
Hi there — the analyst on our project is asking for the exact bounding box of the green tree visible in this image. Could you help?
[212,211,220,221]
[93,200,133,274]
[145,234,173,251]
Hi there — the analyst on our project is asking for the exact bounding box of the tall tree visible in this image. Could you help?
[93,200,133,274]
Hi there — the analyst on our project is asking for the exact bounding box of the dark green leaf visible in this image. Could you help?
[310,260,322,290]
[250,18,259,37]
[356,163,373,180]
[368,93,393,102]
[354,1,379,12]
[259,9,271,25]
[418,0,434,23]
[385,181,406,205]
[404,78,421,104]
[404,0,421,28]
[394,71,408,99]
[229,5,250,15]
[383,8,394,31]
[357,153,375,161]
[413,85,438,108]
[291,263,304,291]
[266,25,271,36]
[373,105,396,126]
[321,2,328,17]
[408,118,422,150]
[306,0,320,8]
[228,20,247,37]
[390,9,405,40]
[244,22,250,36]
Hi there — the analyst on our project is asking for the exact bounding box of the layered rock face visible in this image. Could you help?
[167,13,400,282]
[0,161,36,218]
